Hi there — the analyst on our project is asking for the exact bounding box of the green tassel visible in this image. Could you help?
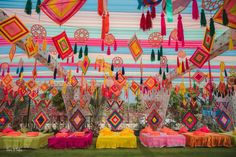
[140,77,143,84]
[210,18,215,37]
[151,49,155,62]
[25,0,32,15]
[222,9,228,26]
[79,47,83,59]
[200,9,207,27]
[84,45,88,56]
[159,67,162,75]
[73,43,77,54]
[35,0,41,14]
[115,72,118,80]
[122,67,125,75]
[166,64,169,73]
[163,71,166,80]
[111,64,114,71]
[160,45,163,57]
[224,69,227,77]
[193,82,197,89]
[157,50,161,61]
[137,0,142,10]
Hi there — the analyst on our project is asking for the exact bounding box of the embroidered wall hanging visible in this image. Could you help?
[0,16,29,43]
[107,110,123,130]
[202,27,214,52]
[182,111,197,130]
[0,109,12,129]
[128,34,143,62]
[81,56,90,75]
[69,109,86,130]
[192,71,206,83]
[33,110,49,130]
[147,109,162,130]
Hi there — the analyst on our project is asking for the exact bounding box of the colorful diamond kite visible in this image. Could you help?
[182,111,197,130]
[113,71,126,88]
[29,90,38,100]
[26,79,37,91]
[109,84,121,97]
[40,0,87,25]
[144,77,157,90]
[130,80,139,94]
[128,34,143,62]
[147,109,162,130]
[50,87,58,96]
[69,109,86,130]
[190,47,210,68]
[24,37,38,58]
[115,99,124,110]
[0,16,29,44]
[2,73,13,86]
[71,76,78,87]
[213,0,236,29]
[145,100,153,109]
[40,83,49,92]
[52,31,73,60]
[202,27,214,52]
[192,71,206,83]
[107,110,123,130]
[33,110,49,130]
[0,109,12,129]
[216,110,232,131]
[81,56,90,75]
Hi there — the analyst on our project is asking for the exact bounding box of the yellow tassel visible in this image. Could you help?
[109,70,113,77]
[42,38,47,52]
[68,70,72,83]
[62,82,67,94]
[229,36,234,50]
[104,75,107,85]
[35,42,39,52]
[220,72,224,82]
[20,73,24,80]
[9,44,16,62]
[220,61,225,72]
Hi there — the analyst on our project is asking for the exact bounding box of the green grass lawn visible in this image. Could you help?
[0,139,235,157]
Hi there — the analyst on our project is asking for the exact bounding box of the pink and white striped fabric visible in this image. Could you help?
[139,132,186,148]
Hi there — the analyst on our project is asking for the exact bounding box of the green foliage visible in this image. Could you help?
[51,90,65,112]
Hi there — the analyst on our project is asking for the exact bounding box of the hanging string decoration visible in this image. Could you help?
[148,32,163,47]
[112,57,123,68]
[74,28,89,43]
[202,0,223,11]
[202,27,215,52]
[40,0,87,25]
[168,28,179,51]
[30,24,47,41]
[102,33,117,55]
[128,34,143,62]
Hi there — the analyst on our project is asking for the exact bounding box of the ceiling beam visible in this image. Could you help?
[0,9,67,78]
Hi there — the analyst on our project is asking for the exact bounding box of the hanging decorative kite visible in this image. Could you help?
[24,36,38,58]
[147,109,162,130]
[202,27,215,52]
[128,34,143,62]
[107,110,123,130]
[189,47,210,68]
[0,16,29,44]
[33,110,49,130]
[0,109,12,130]
[40,0,87,25]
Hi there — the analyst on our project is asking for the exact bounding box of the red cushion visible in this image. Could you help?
[178,126,188,134]
[26,132,39,137]
[198,126,211,133]
[2,127,14,133]
[5,131,22,137]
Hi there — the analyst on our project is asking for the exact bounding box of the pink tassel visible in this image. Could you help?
[182,61,185,73]
[114,39,117,51]
[177,14,185,47]
[140,13,146,31]
[76,66,79,73]
[177,57,180,67]
[67,57,69,64]
[2,70,5,77]
[146,10,152,30]
[7,66,10,73]
[161,12,166,36]
[185,58,189,70]
[64,76,67,82]
[101,39,104,51]
[151,6,156,19]
[107,46,111,55]
[168,35,171,46]
[72,55,74,63]
[192,0,199,20]
[175,41,178,51]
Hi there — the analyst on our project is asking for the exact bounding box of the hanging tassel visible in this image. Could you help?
[20,65,24,73]
[111,63,114,72]
[185,58,189,70]
[24,0,32,15]
[115,71,118,80]
[47,54,51,63]
[42,38,47,52]
[101,13,110,39]
[166,64,169,73]
[9,44,16,62]
[146,10,152,30]
[101,39,104,51]
[151,49,155,62]
[192,0,199,20]
[16,67,19,74]
[122,66,125,75]
[137,0,143,10]
[166,0,173,22]
[151,6,156,19]
[140,77,143,85]
[160,45,163,57]
[222,9,229,26]
[229,36,234,50]
[225,69,228,77]
[177,14,185,47]
[35,0,41,14]
[58,54,61,59]
[79,47,83,59]
[140,12,146,31]
[107,46,111,55]
[163,71,166,80]
[210,18,215,37]
[97,0,104,16]
[200,9,207,27]
[157,49,161,61]
[7,66,10,73]
[53,67,57,80]
[161,12,166,36]
[74,43,77,54]
[114,39,117,51]
[182,61,185,73]
[72,55,74,63]
[76,66,79,73]
[2,70,5,77]
[175,41,178,51]
[159,67,162,75]
[66,57,69,64]
[84,45,88,56]
[177,57,180,67]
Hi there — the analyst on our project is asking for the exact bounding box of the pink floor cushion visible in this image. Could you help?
[197,126,211,133]
[2,127,14,133]
[26,132,39,137]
